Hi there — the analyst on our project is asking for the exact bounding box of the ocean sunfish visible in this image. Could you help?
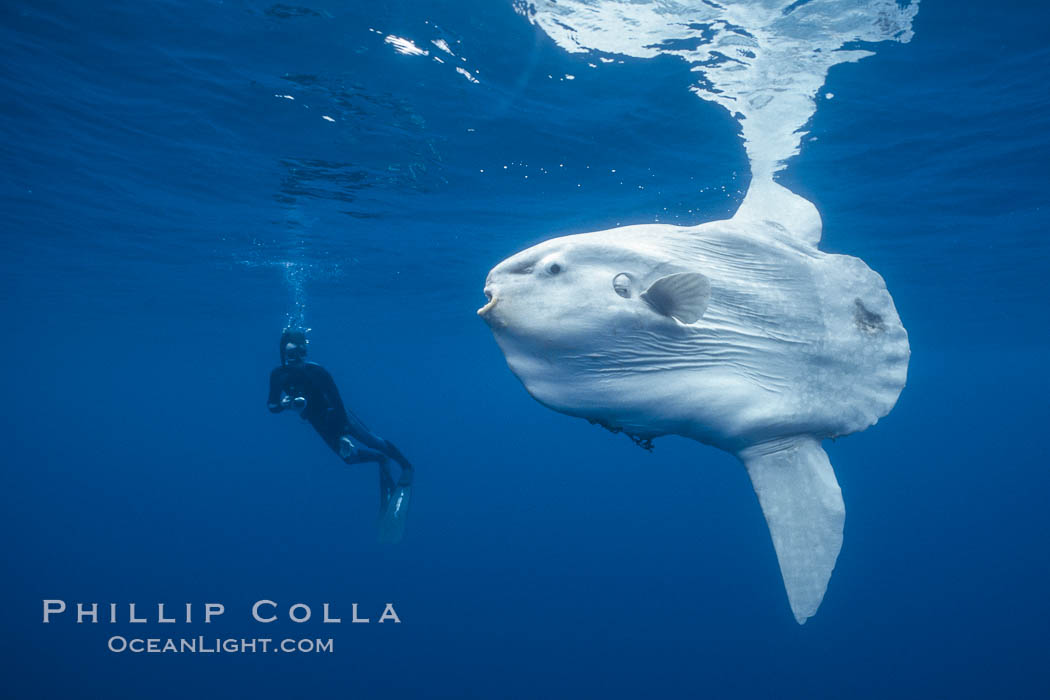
[477,180,909,623]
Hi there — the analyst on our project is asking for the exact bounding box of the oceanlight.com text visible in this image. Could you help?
[107,636,334,654]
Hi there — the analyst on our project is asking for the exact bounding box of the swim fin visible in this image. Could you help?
[377,483,412,544]
[377,463,412,544]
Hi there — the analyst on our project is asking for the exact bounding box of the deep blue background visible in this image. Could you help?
[1,1,1047,698]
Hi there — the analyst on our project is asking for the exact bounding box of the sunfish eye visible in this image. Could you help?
[612,272,632,298]
[548,263,562,275]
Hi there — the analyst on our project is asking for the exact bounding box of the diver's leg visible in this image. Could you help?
[341,409,412,483]
[332,410,386,465]
[339,436,389,466]
[376,439,412,486]
[360,431,413,484]
[343,409,409,465]
[395,460,413,487]
[355,447,388,464]
[382,439,412,469]
[338,435,355,460]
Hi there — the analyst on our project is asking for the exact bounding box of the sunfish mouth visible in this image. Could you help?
[477,288,497,317]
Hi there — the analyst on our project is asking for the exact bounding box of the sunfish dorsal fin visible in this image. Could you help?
[734,179,823,246]
[640,272,711,324]
[739,437,844,624]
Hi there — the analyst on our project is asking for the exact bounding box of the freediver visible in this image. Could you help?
[268,327,413,540]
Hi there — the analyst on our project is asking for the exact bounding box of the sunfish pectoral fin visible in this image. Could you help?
[640,272,711,324]
[739,437,844,624]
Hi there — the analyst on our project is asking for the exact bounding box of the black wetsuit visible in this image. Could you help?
[267,346,413,539]
[268,361,394,460]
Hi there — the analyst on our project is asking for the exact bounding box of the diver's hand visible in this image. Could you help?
[281,396,307,413]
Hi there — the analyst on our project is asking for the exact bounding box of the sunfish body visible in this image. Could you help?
[478,181,909,623]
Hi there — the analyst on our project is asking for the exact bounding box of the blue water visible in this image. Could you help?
[2,1,1048,698]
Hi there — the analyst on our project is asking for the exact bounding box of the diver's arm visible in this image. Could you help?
[312,365,347,414]
[267,369,285,413]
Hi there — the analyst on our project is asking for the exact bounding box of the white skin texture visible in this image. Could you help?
[479,181,909,623]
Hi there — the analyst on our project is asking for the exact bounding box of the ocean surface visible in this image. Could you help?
[2,1,1047,698]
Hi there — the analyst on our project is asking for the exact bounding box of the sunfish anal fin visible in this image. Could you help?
[739,437,844,624]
